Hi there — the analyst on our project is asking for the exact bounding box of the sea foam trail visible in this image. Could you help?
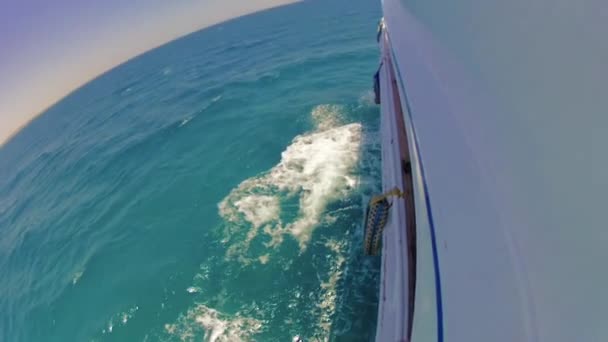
[316,238,347,339]
[219,105,361,259]
[164,304,262,342]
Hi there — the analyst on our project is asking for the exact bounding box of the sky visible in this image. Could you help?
[0,0,299,145]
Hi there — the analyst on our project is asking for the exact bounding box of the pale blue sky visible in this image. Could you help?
[0,0,298,144]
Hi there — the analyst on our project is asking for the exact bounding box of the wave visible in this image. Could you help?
[218,104,361,262]
[101,305,139,335]
[179,94,223,127]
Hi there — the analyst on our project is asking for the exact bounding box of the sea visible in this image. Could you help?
[0,0,383,340]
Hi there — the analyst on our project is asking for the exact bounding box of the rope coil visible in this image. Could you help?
[363,187,404,255]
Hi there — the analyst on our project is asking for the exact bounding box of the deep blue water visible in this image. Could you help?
[0,0,382,340]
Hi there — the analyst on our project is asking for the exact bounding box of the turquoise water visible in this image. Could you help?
[0,0,382,340]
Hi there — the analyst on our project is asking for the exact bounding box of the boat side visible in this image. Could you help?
[377,0,538,341]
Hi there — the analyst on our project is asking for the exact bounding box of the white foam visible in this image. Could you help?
[220,195,281,262]
[164,304,262,342]
[279,123,361,247]
[316,239,347,337]
[259,254,270,264]
[235,195,280,229]
[357,90,377,107]
[187,286,201,294]
[263,224,286,248]
[101,306,139,334]
[179,116,193,127]
[218,104,362,258]
[72,270,84,285]
[311,104,345,131]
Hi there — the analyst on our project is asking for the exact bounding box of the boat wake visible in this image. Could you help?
[219,104,362,262]
[163,101,381,341]
[164,304,263,342]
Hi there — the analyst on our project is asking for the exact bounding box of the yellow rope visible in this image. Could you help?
[369,186,405,205]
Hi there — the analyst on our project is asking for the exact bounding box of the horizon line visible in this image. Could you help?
[0,0,301,148]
